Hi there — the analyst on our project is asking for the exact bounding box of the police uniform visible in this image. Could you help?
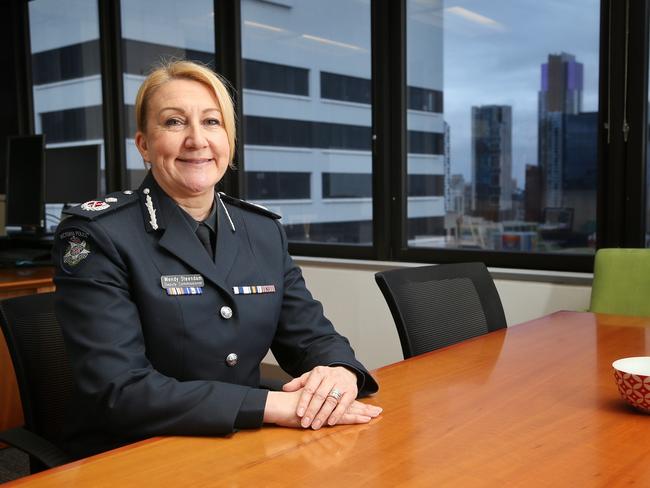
[53,172,378,459]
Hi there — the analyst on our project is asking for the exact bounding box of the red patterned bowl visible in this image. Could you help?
[613,357,650,413]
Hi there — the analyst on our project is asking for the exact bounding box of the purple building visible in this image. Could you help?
[538,53,584,210]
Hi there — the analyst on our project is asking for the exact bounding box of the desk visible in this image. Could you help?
[7,311,650,486]
[0,267,55,434]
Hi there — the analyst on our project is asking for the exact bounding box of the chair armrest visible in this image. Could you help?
[0,427,70,469]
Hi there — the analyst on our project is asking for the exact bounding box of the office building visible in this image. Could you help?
[471,105,513,222]
[538,52,583,209]
[562,111,597,234]
[448,173,466,215]
[524,164,542,222]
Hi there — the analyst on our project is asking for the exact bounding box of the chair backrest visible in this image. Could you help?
[590,248,650,316]
[375,262,507,359]
[0,292,73,444]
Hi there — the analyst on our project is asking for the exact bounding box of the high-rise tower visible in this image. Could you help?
[471,105,513,222]
[538,53,583,208]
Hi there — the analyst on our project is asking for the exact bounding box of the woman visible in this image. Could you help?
[54,60,380,459]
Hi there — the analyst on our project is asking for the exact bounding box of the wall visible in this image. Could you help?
[263,258,592,371]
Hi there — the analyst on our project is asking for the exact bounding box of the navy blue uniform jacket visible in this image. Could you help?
[53,172,378,459]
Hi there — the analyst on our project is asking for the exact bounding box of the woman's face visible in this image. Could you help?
[135,78,230,200]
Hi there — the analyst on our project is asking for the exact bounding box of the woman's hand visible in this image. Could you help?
[263,388,382,429]
[281,366,369,429]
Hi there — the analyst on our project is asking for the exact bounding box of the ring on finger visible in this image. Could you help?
[328,387,343,402]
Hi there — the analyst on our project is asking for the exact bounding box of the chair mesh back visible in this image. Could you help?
[0,293,73,443]
[397,277,488,356]
[375,262,507,359]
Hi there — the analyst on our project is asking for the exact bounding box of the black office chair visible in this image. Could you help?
[375,262,507,359]
[0,292,72,474]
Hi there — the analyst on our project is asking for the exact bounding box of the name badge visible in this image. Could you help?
[233,284,276,295]
[161,274,204,296]
[161,274,205,288]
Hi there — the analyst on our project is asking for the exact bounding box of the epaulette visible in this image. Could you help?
[62,190,139,221]
[218,193,281,219]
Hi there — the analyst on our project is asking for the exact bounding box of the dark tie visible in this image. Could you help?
[196,223,214,260]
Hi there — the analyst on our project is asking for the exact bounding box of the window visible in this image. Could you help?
[32,40,101,85]
[244,116,372,150]
[29,1,105,143]
[120,0,215,188]
[28,0,107,231]
[322,173,372,198]
[407,86,443,113]
[408,130,445,155]
[244,59,309,96]
[408,174,445,197]
[122,38,213,77]
[241,0,372,246]
[321,71,371,104]
[405,0,599,255]
[246,171,310,199]
[13,0,647,272]
[40,106,104,144]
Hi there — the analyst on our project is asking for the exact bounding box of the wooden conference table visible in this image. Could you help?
[7,311,650,486]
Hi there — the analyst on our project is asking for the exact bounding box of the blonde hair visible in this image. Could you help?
[135,60,236,164]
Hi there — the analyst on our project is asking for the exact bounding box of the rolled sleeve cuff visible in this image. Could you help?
[234,388,268,430]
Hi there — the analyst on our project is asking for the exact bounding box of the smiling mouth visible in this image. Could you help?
[177,158,214,164]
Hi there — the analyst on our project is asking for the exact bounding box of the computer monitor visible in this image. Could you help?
[6,135,46,231]
[45,144,101,204]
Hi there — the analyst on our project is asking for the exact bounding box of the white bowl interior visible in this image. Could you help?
[613,356,650,376]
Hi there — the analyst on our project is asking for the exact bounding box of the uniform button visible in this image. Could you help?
[226,353,238,367]
[220,306,233,319]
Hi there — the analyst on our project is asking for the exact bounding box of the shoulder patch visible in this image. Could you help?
[57,228,93,274]
[63,190,139,220]
[218,193,281,219]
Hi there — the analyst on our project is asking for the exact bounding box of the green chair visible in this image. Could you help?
[589,248,650,316]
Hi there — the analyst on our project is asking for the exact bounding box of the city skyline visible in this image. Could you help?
[441,0,599,188]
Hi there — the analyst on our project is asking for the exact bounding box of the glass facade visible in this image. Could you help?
[406,0,599,254]
[120,0,215,188]
[240,0,373,245]
[28,0,106,231]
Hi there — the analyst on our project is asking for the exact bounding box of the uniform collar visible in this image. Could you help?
[138,172,234,233]
[178,200,217,234]
[138,171,240,296]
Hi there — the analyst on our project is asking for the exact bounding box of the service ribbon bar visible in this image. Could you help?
[166,287,203,296]
[233,284,276,295]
